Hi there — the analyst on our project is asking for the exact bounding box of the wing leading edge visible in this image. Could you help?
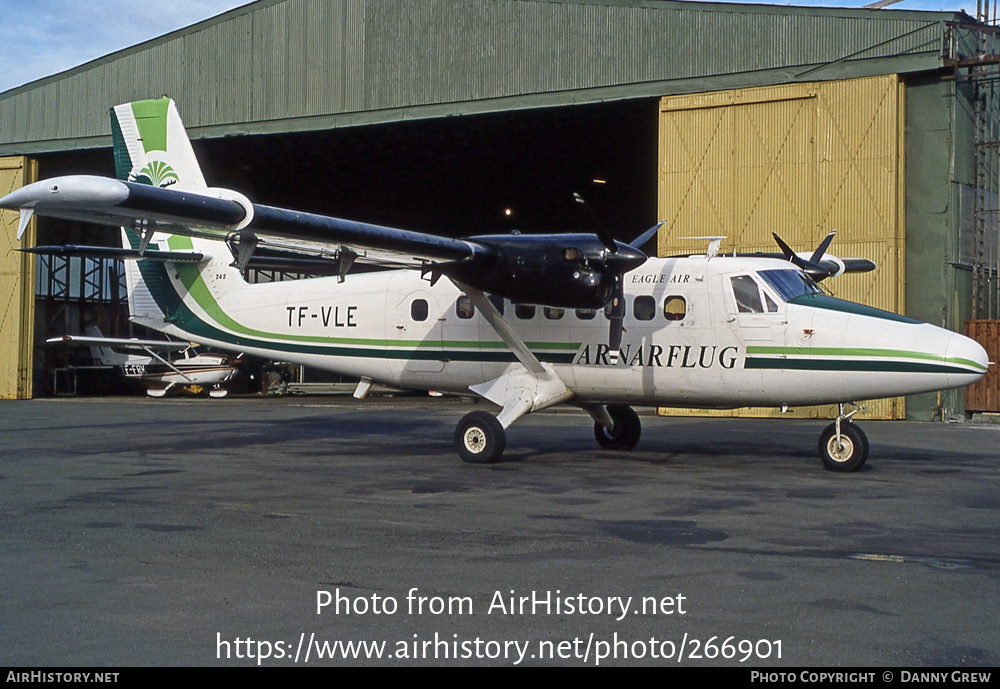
[1,175,486,268]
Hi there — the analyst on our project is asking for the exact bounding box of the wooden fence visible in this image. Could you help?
[965,320,1000,413]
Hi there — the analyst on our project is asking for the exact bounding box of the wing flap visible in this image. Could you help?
[24,245,207,263]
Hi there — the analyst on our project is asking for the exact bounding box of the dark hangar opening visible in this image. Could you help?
[36,98,660,248]
[199,98,660,244]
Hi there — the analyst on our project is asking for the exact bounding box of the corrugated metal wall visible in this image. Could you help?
[0,156,37,399]
[0,0,950,154]
[657,75,906,419]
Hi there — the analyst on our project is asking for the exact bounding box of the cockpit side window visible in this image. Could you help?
[731,275,763,313]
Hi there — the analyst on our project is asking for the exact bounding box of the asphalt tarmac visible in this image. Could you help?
[1,396,998,667]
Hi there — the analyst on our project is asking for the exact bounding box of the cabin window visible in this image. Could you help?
[544,307,564,320]
[515,303,536,319]
[488,294,505,316]
[663,296,686,321]
[411,299,428,321]
[633,295,656,321]
[456,296,475,319]
[575,309,597,320]
[731,275,764,313]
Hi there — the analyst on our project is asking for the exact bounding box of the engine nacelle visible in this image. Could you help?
[445,233,646,308]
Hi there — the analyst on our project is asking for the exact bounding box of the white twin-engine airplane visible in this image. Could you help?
[1,98,989,471]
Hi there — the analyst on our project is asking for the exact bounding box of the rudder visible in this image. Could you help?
[110,98,207,190]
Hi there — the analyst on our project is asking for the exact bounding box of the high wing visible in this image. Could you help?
[2,175,485,268]
[0,173,648,314]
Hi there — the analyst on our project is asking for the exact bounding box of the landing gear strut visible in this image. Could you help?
[593,404,641,451]
[455,411,506,464]
[818,403,869,472]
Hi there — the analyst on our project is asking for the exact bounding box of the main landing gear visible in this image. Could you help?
[818,403,869,472]
[453,404,643,464]
[592,404,642,451]
[455,411,506,464]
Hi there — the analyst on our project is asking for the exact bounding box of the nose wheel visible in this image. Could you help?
[818,404,869,472]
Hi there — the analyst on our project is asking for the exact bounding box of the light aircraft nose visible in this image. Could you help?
[945,330,990,389]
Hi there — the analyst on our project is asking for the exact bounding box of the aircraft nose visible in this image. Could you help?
[946,331,990,388]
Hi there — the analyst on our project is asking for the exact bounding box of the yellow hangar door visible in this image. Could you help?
[657,75,906,420]
[0,156,37,399]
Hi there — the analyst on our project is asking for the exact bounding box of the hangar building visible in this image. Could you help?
[1,0,998,420]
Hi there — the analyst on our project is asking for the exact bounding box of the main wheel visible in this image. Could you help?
[455,411,506,464]
[818,421,869,472]
[593,404,641,451]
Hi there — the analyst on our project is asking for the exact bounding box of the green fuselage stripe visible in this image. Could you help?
[746,346,986,373]
[138,253,578,362]
[746,358,973,374]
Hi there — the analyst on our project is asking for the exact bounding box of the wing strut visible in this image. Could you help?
[140,346,196,385]
[455,281,573,429]
[457,282,544,375]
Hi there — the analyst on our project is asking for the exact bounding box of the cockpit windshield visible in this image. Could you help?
[758,269,819,301]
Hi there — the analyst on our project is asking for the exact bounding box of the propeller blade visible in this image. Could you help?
[809,230,836,264]
[772,232,833,281]
[772,232,796,261]
[573,193,618,253]
[606,275,625,360]
[628,220,666,250]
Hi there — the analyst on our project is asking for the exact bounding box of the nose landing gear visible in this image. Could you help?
[818,403,869,472]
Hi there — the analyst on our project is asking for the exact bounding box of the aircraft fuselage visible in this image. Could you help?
[139,251,987,409]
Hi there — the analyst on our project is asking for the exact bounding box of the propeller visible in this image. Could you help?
[572,193,645,358]
[772,231,838,281]
[573,192,618,252]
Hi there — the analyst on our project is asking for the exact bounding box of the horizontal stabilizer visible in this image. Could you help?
[24,245,207,263]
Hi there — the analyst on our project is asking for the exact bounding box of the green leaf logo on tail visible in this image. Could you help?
[129,159,178,188]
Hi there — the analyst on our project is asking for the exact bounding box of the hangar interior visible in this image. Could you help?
[1,0,999,420]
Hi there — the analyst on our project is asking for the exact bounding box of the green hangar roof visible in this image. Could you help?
[0,0,976,155]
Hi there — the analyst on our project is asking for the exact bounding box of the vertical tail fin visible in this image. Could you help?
[111,98,245,336]
[83,326,140,366]
[110,98,207,190]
